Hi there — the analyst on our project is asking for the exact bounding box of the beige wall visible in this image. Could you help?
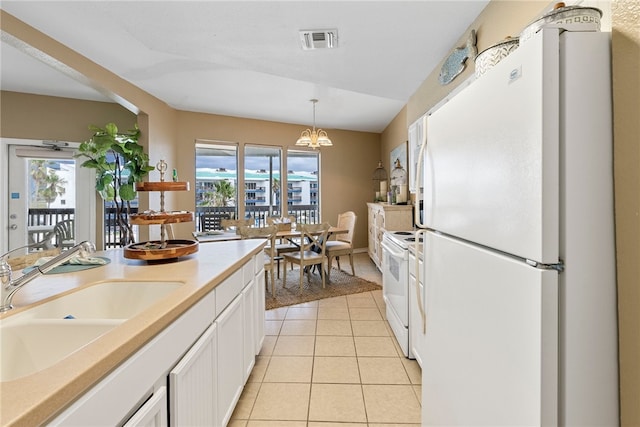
[611,1,640,425]
[0,91,136,142]
[173,111,380,249]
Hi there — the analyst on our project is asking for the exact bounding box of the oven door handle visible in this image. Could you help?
[381,240,407,259]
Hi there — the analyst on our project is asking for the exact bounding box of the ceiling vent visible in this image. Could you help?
[299,29,338,50]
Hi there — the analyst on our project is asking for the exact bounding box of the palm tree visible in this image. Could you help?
[41,170,67,207]
[29,160,67,207]
[214,180,235,207]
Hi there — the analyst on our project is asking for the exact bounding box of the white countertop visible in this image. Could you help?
[0,240,265,427]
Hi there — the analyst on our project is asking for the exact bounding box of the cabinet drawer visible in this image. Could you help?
[216,268,243,315]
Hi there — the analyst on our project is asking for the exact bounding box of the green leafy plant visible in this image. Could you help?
[75,123,155,246]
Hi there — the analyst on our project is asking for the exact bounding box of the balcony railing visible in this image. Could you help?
[28,206,320,248]
[195,205,320,231]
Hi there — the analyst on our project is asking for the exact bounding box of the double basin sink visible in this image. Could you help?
[0,280,183,382]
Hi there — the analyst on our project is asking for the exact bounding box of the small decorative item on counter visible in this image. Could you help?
[520,2,602,45]
[372,160,388,202]
[390,158,408,204]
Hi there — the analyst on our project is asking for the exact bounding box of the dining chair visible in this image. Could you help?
[282,222,330,293]
[325,211,357,279]
[200,212,231,231]
[221,218,254,233]
[53,219,75,250]
[238,225,279,296]
[266,215,298,277]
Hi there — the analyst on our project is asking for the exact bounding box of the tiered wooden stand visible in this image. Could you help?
[124,161,199,260]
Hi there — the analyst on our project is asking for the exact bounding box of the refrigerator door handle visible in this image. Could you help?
[414,115,428,229]
[415,229,427,334]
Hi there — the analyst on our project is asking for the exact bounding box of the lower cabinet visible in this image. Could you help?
[169,323,217,426]
[408,250,425,367]
[48,254,265,427]
[216,294,245,427]
[123,386,168,427]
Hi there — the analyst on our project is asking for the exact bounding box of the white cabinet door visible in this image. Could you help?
[169,322,217,427]
[254,268,266,354]
[242,278,256,382]
[216,295,244,427]
[123,386,168,427]
[408,252,425,367]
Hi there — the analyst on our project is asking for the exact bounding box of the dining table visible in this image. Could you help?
[193,225,348,244]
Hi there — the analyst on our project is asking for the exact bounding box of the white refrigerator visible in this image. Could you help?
[417,29,619,426]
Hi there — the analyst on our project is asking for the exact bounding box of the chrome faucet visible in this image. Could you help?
[0,241,96,312]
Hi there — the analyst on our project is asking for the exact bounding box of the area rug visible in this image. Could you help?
[265,267,382,310]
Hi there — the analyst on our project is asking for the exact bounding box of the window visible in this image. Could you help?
[286,149,319,224]
[195,142,238,231]
[244,145,281,225]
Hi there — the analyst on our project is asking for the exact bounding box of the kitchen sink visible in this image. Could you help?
[0,280,183,381]
[0,319,121,382]
[18,281,184,320]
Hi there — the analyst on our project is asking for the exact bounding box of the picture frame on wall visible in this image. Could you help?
[390,141,407,172]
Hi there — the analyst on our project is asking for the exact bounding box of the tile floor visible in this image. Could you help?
[229,253,422,426]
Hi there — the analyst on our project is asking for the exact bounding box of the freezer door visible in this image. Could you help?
[422,232,558,426]
[424,29,560,264]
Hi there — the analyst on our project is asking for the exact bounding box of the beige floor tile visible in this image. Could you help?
[272,335,315,356]
[354,336,399,357]
[247,356,269,383]
[259,336,277,356]
[318,295,348,308]
[250,382,311,421]
[285,306,318,319]
[413,384,422,405]
[389,332,404,355]
[289,300,319,308]
[369,424,421,427]
[316,319,352,336]
[317,306,350,320]
[362,385,422,424]
[279,319,317,335]
[308,423,366,427]
[314,335,356,356]
[349,307,383,320]
[247,421,306,427]
[308,384,367,423]
[312,356,360,384]
[265,306,288,320]
[351,320,390,337]
[346,293,377,308]
[401,358,422,385]
[263,356,313,383]
[231,381,261,419]
[358,357,410,384]
[227,420,248,427]
[264,320,283,336]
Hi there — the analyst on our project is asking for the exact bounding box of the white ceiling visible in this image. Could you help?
[1,1,490,133]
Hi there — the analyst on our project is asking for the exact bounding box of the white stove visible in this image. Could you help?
[381,229,420,358]
[384,230,423,252]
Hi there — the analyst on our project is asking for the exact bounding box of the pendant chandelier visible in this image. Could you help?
[295,99,333,149]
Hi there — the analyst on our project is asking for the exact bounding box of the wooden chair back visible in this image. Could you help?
[200,213,231,231]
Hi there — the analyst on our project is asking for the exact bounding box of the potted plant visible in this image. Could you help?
[75,123,155,246]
